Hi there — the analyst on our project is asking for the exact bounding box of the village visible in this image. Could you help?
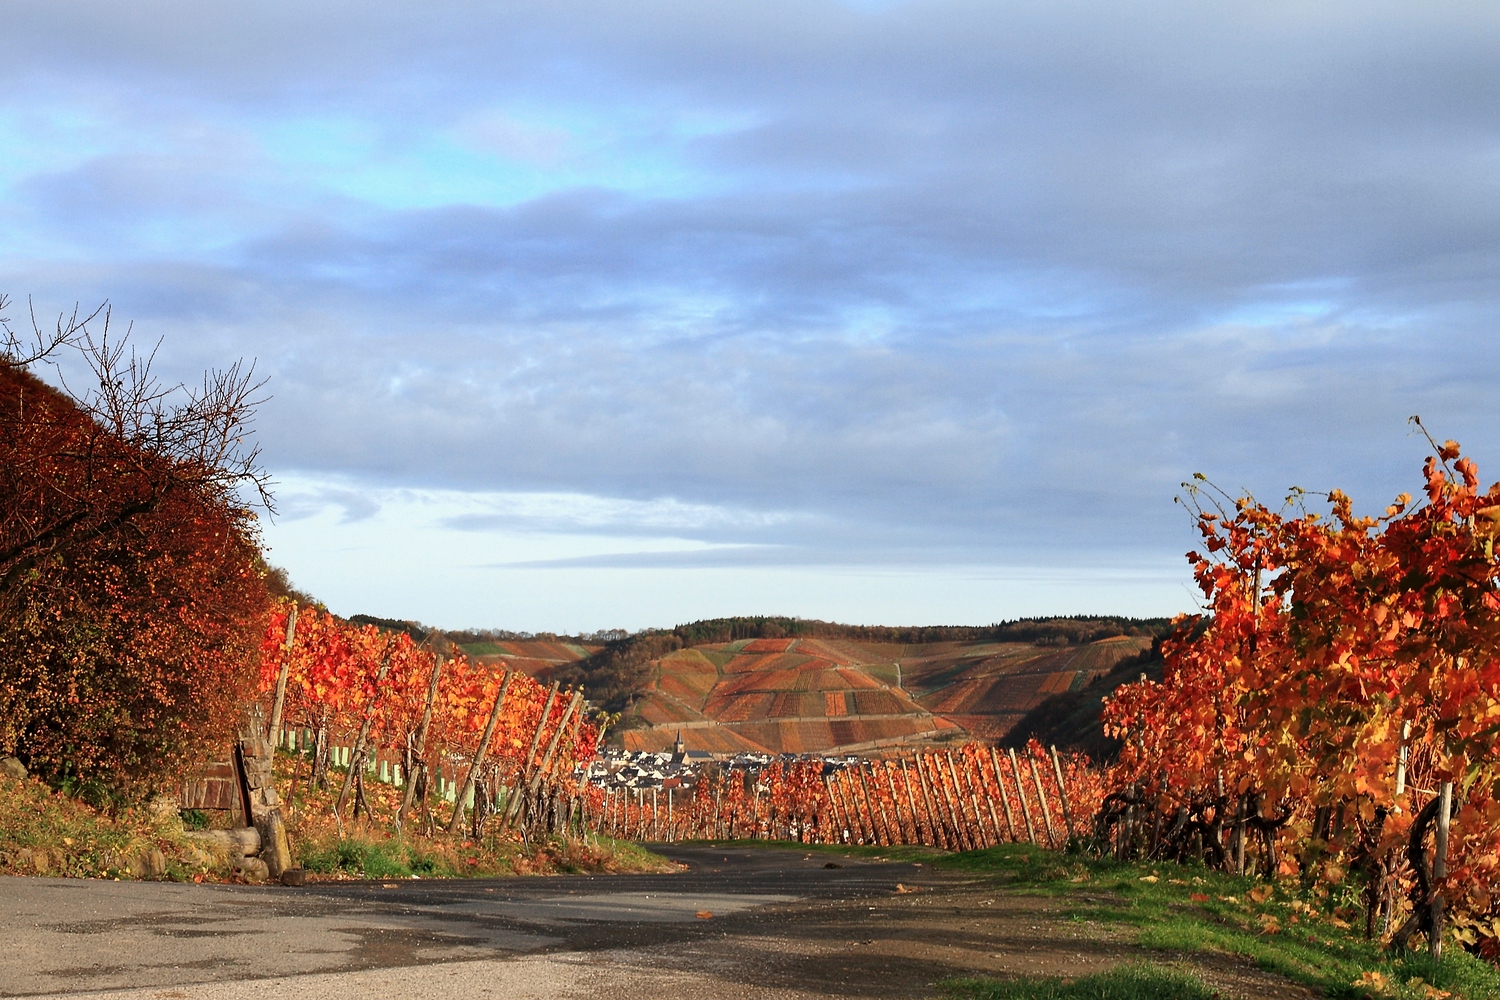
[587,733,863,792]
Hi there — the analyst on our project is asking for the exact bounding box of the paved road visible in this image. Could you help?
[6,845,1077,999]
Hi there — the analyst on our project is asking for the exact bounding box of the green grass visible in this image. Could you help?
[0,770,233,881]
[944,963,1217,1000]
[937,843,1500,999]
[293,831,675,879]
[459,641,507,657]
[665,838,1500,997]
[298,837,452,878]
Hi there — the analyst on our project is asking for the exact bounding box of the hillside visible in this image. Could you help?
[618,630,1156,755]
[996,638,1166,760]
[457,638,601,684]
[350,613,1168,757]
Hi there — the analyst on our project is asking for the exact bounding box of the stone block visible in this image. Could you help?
[187,828,261,857]
[138,848,167,879]
[236,857,270,883]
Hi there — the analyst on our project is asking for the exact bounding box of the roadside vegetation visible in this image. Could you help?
[0,754,670,883]
[944,964,1218,1000]
[276,753,672,880]
[946,843,1500,1000]
[0,767,235,881]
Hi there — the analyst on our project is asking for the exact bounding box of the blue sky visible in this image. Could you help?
[4,1,1497,632]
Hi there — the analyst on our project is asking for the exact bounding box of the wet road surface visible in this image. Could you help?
[0,844,1134,999]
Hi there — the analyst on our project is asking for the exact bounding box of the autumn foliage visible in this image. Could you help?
[0,364,270,798]
[258,603,599,832]
[1101,434,1500,954]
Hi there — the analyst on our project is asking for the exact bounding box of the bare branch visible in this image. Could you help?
[0,293,276,598]
[0,296,102,369]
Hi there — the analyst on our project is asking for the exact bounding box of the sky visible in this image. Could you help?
[3,1,1497,633]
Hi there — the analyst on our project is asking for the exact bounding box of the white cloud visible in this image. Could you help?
[3,0,1497,627]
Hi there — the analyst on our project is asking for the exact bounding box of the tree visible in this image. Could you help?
[0,296,274,800]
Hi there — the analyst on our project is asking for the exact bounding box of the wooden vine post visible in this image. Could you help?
[854,767,880,845]
[828,773,852,845]
[1395,721,1412,797]
[1049,746,1075,841]
[523,690,583,833]
[865,768,889,844]
[915,755,949,849]
[1028,753,1058,847]
[942,753,974,851]
[267,604,297,743]
[980,765,1004,845]
[989,747,1018,841]
[837,771,863,843]
[897,763,926,845]
[447,670,514,834]
[885,765,913,843]
[1009,748,1038,844]
[873,768,898,846]
[836,773,853,844]
[1232,795,1247,876]
[397,653,445,828]
[1432,780,1453,959]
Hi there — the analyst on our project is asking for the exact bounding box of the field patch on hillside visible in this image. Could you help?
[615,633,1150,755]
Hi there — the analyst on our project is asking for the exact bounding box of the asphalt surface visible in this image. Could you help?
[0,845,1016,1000]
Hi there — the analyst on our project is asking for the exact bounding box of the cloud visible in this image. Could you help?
[275,485,381,524]
[1,1,1497,624]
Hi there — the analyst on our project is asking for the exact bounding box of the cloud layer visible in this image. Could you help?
[2,1,1496,627]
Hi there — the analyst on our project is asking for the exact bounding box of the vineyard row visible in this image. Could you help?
[581,743,1096,849]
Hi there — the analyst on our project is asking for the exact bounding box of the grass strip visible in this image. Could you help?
[936,843,1500,1000]
[943,962,1217,1000]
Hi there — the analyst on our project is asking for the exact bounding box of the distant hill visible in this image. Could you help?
[457,638,601,684]
[350,611,1171,756]
[996,639,1165,761]
[606,619,1167,756]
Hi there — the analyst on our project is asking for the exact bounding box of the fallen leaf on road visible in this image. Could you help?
[696,911,713,920]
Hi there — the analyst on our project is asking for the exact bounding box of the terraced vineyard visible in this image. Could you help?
[620,634,1151,754]
[458,638,600,683]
